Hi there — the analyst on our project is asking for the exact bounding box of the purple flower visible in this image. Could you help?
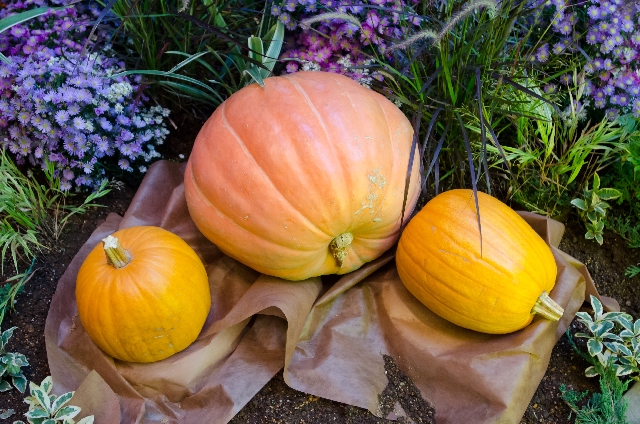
[536,44,550,62]
[55,110,70,125]
[588,6,602,20]
[72,116,85,130]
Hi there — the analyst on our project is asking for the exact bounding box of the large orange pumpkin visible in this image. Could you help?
[76,226,211,363]
[396,189,563,334]
[184,71,421,280]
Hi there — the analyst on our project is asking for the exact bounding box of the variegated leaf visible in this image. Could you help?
[25,407,49,419]
[31,384,51,413]
[590,296,604,320]
[13,374,27,393]
[51,392,74,415]
[603,341,621,354]
[574,332,590,339]
[0,327,17,348]
[585,366,599,377]
[591,321,614,337]
[588,338,604,357]
[53,405,80,421]
[575,311,593,324]
[0,379,11,391]
[41,376,52,394]
[76,416,95,424]
[615,364,635,377]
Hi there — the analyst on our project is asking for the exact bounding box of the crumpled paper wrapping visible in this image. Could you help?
[45,160,618,423]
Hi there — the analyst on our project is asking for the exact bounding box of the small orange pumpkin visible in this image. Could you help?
[76,226,211,363]
[396,189,563,334]
[184,71,421,281]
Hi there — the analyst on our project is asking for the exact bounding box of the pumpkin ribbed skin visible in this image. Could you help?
[184,71,420,281]
[396,189,558,334]
[76,226,211,363]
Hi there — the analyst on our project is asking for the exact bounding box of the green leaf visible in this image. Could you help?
[30,383,51,413]
[262,21,284,75]
[587,338,604,357]
[1,326,17,347]
[0,378,11,391]
[592,172,601,191]
[597,188,622,200]
[76,416,95,424]
[243,67,265,87]
[12,374,26,393]
[591,321,614,337]
[25,408,49,419]
[41,376,52,394]
[576,311,594,324]
[570,198,587,211]
[585,366,599,377]
[0,7,51,34]
[0,408,14,419]
[614,364,635,377]
[51,392,74,415]
[586,211,598,223]
[595,233,603,245]
[247,35,264,63]
[53,405,80,421]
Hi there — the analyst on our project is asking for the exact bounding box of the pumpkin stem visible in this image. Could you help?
[531,292,564,321]
[102,235,132,269]
[329,233,354,268]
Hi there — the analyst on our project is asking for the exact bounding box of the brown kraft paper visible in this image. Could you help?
[44,160,618,423]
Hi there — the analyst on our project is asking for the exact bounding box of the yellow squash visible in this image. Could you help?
[396,189,562,334]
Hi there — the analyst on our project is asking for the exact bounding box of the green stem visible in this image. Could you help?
[102,235,132,269]
[531,291,564,321]
[329,233,354,268]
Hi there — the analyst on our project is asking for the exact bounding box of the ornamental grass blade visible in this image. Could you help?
[79,0,118,58]
[491,72,559,113]
[0,6,53,64]
[484,121,509,170]
[400,109,422,226]
[176,12,267,72]
[263,21,284,74]
[421,121,448,199]
[456,112,482,255]
[168,51,210,74]
[475,68,490,194]
[419,68,442,95]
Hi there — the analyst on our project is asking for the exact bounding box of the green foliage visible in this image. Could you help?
[574,296,640,381]
[560,363,630,424]
[0,327,28,394]
[0,150,111,274]
[571,173,621,245]
[103,0,281,112]
[0,261,35,328]
[625,265,640,279]
[380,0,537,196]
[494,76,626,219]
[12,377,94,424]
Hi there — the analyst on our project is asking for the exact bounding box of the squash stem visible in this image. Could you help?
[102,235,132,269]
[531,292,564,321]
[329,233,353,267]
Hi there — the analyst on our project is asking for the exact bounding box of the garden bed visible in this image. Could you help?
[1,161,638,423]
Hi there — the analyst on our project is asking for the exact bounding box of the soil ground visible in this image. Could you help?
[1,118,639,423]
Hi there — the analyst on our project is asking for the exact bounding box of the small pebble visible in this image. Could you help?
[626,300,631,307]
